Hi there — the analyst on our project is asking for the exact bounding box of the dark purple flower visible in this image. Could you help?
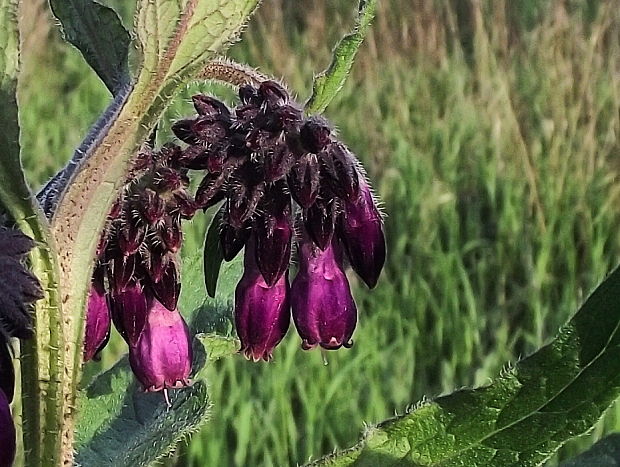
[254,183,293,287]
[192,94,231,118]
[258,80,289,108]
[338,178,386,288]
[219,217,251,262]
[118,221,146,256]
[263,142,293,182]
[304,196,337,251]
[148,259,181,312]
[321,142,360,201]
[288,154,320,209]
[83,267,111,362]
[234,236,290,361]
[128,298,192,392]
[111,253,138,292]
[109,280,149,347]
[291,236,357,350]
[195,172,226,210]
[0,388,15,467]
[160,216,183,253]
[300,116,332,154]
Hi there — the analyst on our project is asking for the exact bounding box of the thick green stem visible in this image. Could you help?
[19,219,64,467]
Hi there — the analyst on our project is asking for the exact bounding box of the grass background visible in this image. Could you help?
[17,0,620,465]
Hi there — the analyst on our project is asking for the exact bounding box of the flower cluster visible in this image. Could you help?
[84,80,385,381]
[172,81,386,360]
[0,228,43,466]
[84,145,194,393]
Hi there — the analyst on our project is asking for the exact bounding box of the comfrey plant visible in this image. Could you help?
[1,0,385,464]
[3,1,620,466]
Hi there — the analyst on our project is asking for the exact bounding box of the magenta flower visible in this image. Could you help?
[127,298,192,392]
[0,388,15,467]
[83,267,111,362]
[234,236,290,361]
[254,182,293,287]
[109,280,149,347]
[291,236,357,350]
[338,179,386,288]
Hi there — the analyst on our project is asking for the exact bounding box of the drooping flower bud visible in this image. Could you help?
[263,141,293,183]
[288,153,320,209]
[171,119,201,145]
[138,189,166,225]
[254,183,293,287]
[128,299,192,392]
[195,172,226,209]
[291,236,357,350]
[300,116,332,154]
[160,216,183,253]
[111,253,138,293]
[304,196,338,251]
[321,142,360,201]
[148,259,180,312]
[110,280,149,347]
[83,267,111,362]
[338,178,386,289]
[258,80,289,108]
[219,220,251,261]
[118,220,145,256]
[192,94,231,118]
[234,236,290,361]
[0,388,15,467]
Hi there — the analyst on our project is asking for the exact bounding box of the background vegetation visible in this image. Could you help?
[18,0,620,465]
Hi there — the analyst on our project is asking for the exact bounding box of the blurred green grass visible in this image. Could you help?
[18,0,620,465]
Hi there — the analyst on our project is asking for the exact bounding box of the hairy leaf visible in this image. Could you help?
[0,0,31,221]
[134,0,260,81]
[560,433,620,467]
[305,0,376,114]
[75,358,210,466]
[308,265,620,466]
[49,0,130,94]
[0,2,64,465]
[75,334,236,464]
[48,2,260,459]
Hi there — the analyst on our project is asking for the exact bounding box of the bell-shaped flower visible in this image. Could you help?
[291,235,357,350]
[234,236,290,361]
[128,298,192,392]
[83,267,111,362]
[338,178,386,288]
[254,182,293,287]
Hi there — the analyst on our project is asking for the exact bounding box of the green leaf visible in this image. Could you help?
[49,0,131,94]
[308,265,620,467]
[48,1,260,458]
[0,2,65,465]
[203,206,225,298]
[75,357,210,466]
[134,0,261,83]
[560,433,620,467]
[305,0,377,114]
[75,333,237,465]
